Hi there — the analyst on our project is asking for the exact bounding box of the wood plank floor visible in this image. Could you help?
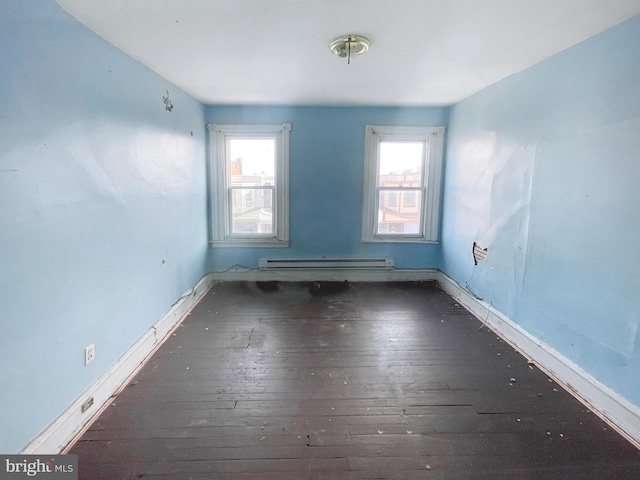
[70,281,640,479]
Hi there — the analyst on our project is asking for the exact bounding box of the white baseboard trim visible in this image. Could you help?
[21,269,640,452]
[436,271,640,446]
[211,267,438,283]
[20,273,216,454]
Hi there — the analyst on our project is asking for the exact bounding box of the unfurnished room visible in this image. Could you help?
[1,1,640,479]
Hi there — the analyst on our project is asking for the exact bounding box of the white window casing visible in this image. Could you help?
[208,123,290,247]
[362,125,444,243]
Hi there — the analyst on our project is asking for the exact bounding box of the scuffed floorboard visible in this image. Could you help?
[70,281,640,479]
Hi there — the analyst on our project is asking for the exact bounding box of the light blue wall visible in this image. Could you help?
[0,1,208,452]
[5,0,637,456]
[205,106,448,270]
[441,15,640,405]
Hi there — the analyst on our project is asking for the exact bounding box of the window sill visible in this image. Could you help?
[361,237,439,244]
[210,239,290,248]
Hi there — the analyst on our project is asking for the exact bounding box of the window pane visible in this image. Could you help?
[228,138,275,187]
[377,190,422,235]
[378,142,424,187]
[231,188,273,234]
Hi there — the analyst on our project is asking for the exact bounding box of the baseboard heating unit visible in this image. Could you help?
[258,258,394,270]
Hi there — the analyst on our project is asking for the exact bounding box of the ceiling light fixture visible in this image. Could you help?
[329,34,370,64]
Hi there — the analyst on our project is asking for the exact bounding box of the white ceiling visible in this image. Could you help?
[55,0,640,106]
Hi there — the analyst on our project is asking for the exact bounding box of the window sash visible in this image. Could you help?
[223,134,278,238]
[375,187,424,237]
[226,136,276,187]
[376,140,425,187]
[228,186,275,237]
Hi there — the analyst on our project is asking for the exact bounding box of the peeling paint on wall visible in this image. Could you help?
[163,90,173,111]
[454,133,534,316]
[472,242,487,265]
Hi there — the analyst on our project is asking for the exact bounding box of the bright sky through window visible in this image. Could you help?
[379,142,423,176]
[228,139,275,176]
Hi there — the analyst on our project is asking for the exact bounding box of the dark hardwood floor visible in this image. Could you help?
[70,281,640,479]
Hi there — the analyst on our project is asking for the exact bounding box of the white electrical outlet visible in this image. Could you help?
[85,344,95,365]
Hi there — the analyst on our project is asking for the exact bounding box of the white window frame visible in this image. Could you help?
[208,123,290,247]
[361,125,444,243]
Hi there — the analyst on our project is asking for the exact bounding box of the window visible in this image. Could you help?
[208,123,290,247]
[244,190,254,207]
[403,191,416,207]
[362,125,444,243]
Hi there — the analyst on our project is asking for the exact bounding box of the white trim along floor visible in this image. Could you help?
[20,268,640,453]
